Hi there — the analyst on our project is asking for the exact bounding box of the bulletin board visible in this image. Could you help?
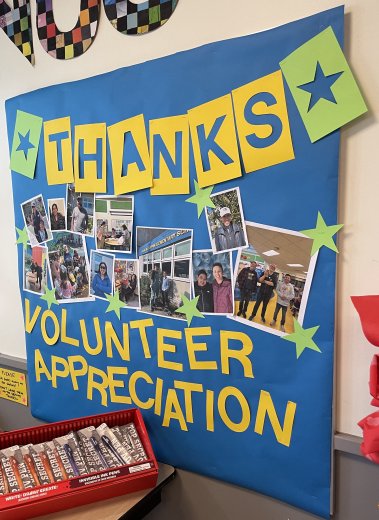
[5,6,367,518]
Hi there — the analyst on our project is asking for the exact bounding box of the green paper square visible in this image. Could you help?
[280,26,367,143]
[149,6,160,24]
[20,16,28,32]
[10,110,43,179]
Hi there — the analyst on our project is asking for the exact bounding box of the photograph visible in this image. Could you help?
[206,187,247,253]
[21,194,53,247]
[232,222,318,336]
[48,198,66,231]
[23,245,48,295]
[47,231,91,302]
[114,259,140,309]
[89,250,115,301]
[95,195,133,253]
[66,183,94,236]
[192,250,233,314]
[136,227,193,320]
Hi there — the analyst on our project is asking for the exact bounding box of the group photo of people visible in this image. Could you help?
[137,227,193,320]
[114,260,140,308]
[21,194,53,247]
[233,222,316,335]
[206,187,247,253]
[90,251,115,300]
[66,184,94,236]
[23,245,48,295]
[95,195,133,253]
[48,198,66,231]
[192,250,233,314]
[47,231,90,301]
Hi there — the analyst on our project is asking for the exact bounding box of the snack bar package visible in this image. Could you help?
[124,423,148,461]
[29,444,54,484]
[111,426,138,460]
[12,447,36,489]
[66,432,89,476]
[96,423,135,466]
[0,464,8,495]
[77,427,108,473]
[53,436,79,479]
[91,430,119,468]
[43,442,66,482]
[0,448,22,493]
[20,445,45,487]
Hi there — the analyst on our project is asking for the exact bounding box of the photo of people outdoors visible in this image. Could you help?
[21,194,53,247]
[95,195,133,253]
[137,227,193,320]
[192,250,233,314]
[114,260,140,309]
[206,187,247,253]
[47,231,91,301]
[90,251,115,300]
[66,184,94,236]
[23,245,48,295]
[233,222,317,335]
[48,198,66,231]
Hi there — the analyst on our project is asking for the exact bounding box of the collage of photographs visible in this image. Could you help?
[21,185,317,335]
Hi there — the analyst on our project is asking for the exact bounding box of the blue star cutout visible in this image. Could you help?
[298,62,344,112]
[16,130,35,159]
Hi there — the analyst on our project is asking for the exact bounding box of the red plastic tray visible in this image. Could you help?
[0,409,158,520]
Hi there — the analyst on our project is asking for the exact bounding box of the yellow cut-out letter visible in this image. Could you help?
[220,330,253,378]
[254,390,297,447]
[25,299,41,334]
[174,380,203,423]
[108,114,152,195]
[162,388,188,431]
[188,94,241,188]
[67,355,88,390]
[35,349,52,382]
[107,366,132,405]
[157,328,183,372]
[232,71,294,173]
[150,115,190,195]
[218,386,250,433]
[129,370,154,409]
[44,117,74,185]
[74,123,107,193]
[185,327,217,371]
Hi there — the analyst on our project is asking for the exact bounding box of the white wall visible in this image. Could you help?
[1,0,378,437]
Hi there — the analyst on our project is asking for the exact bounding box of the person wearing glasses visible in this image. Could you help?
[92,261,112,299]
[212,263,233,314]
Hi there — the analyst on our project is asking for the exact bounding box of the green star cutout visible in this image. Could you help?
[301,212,343,256]
[281,319,322,359]
[175,294,205,326]
[186,180,216,218]
[16,226,29,250]
[105,292,125,319]
[40,288,58,310]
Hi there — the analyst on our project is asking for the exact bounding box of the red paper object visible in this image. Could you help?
[358,412,379,463]
[351,296,379,347]
[370,355,379,406]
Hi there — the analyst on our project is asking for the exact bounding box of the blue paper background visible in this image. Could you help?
[6,7,343,517]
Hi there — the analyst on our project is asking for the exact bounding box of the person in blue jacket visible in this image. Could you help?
[92,261,112,298]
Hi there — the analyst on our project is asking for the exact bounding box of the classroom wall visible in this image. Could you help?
[1,0,378,438]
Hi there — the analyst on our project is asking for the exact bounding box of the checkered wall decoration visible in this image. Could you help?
[36,0,100,59]
[0,0,34,64]
[103,0,179,35]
